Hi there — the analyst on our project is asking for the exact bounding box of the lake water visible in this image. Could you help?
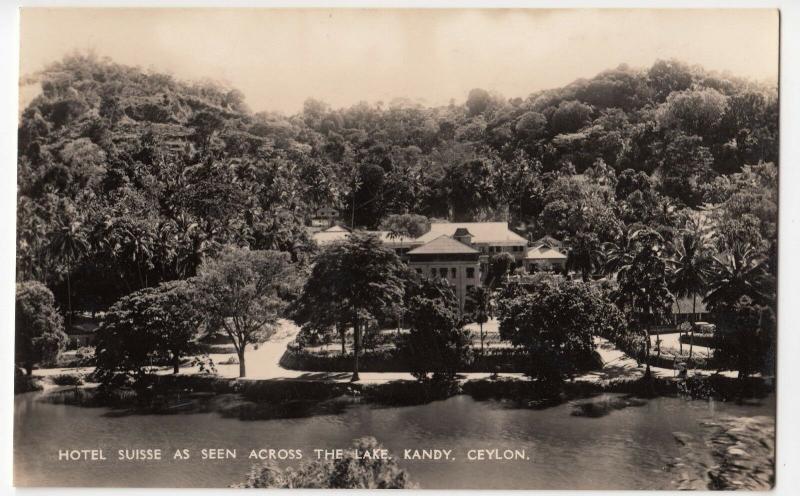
[14,389,774,489]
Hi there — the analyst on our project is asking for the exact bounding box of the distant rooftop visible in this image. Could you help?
[525,244,567,260]
[311,224,351,245]
[407,235,480,255]
[416,222,527,245]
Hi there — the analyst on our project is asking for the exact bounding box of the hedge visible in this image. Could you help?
[678,333,717,348]
[278,345,599,374]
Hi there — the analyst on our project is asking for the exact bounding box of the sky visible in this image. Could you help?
[18,8,780,115]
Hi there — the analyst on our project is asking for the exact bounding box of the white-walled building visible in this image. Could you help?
[311,221,568,309]
[406,234,481,310]
[524,244,568,272]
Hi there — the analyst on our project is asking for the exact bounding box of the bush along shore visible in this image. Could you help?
[38,370,773,417]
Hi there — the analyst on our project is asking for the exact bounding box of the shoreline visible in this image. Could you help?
[31,369,774,415]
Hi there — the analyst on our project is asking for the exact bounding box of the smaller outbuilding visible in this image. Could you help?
[524,244,567,272]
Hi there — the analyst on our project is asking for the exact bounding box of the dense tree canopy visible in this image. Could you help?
[498,277,625,382]
[16,54,778,381]
[17,57,778,311]
[292,233,407,381]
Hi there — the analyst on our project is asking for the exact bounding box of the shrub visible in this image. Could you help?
[15,374,43,394]
[402,278,472,381]
[51,373,85,386]
[234,437,414,488]
[678,333,716,348]
[75,346,96,365]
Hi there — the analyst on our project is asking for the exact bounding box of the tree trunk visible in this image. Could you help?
[351,319,361,382]
[480,321,485,354]
[655,334,662,364]
[644,328,651,378]
[65,261,73,331]
[689,294,696,363]
[172,352,180,374]
[25,363,33,376]
[238,349,246,378]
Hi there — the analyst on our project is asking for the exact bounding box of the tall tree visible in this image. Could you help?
[611,229,674,377]
[195,247,296,377]
[464,285,493,354]
[15,281,68,375]
[144,280,203,374]
[294,233,406,381]
[94,281,202,381]
[669,231,711,361]
[48,215,90,330]
[498,277,625,383]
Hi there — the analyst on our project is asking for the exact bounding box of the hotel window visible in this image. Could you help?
[439,267,448,278]
[430,268,436,277]
[466,267,475,279]
[450,267,457,278]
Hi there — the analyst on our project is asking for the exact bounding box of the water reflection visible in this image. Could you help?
[15,390,774,489]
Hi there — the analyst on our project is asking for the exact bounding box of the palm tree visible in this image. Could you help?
[669,231,711,361]
[705,242,770,311]
[601,226,648,277]
[609,228,674,378]
[465,286,492,355]
[49,218,90,330]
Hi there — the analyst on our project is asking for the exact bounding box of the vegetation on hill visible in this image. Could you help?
[16,53,778,379]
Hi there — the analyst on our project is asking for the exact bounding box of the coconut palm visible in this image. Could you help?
[705,242,770,311]
[607,228,674,378]
[48,217,90,329]
[601,226,651,276]
[465,286,493,354]
[669,231,711,361]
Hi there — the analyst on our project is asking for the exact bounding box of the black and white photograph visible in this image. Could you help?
[5,5,788,491]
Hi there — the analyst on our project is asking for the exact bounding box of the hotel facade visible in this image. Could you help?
[312,221,562,310]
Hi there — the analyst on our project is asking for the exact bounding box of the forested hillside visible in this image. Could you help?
[17,54,778,311]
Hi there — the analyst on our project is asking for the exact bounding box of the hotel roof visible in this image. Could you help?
[416,222,527,245]
[311,224,351,245]
[525,244,567,260]
[407,235,480,255]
